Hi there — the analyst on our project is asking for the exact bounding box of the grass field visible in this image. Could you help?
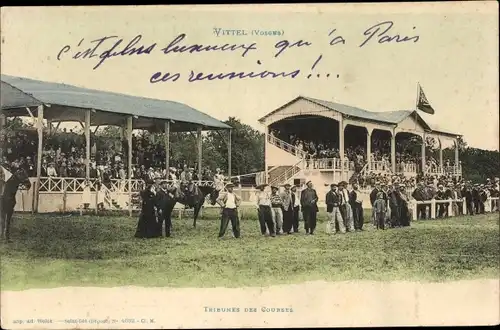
[1,209,499,291]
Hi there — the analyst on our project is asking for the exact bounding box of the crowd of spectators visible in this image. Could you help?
[1,129,219,184]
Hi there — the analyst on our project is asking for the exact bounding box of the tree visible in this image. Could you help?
[204,117,264,175]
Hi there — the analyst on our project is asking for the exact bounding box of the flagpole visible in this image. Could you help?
[415,82,420,111]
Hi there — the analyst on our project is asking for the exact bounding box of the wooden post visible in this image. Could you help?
[412,202,418,221]
[462,197,467,215]
[228,128,232,179]
[34,105,44,213]
[85,110,91,180]
[454,139,460,176]
[339,118,344,180]
[430,199,436,219]
[391,132,396,173]
[264,126,269,184]
[366,128,372,172]
[127,116,133,217]
[438,139,443,174]
[447,199,453,217]
[197,126,202,183]
[164,121,170,173]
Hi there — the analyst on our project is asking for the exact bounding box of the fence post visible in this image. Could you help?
[462,197,467,215]
[430,199,436,219]
[412,202,418,221]
[447,199,453,217]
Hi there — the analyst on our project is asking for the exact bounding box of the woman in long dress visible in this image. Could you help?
[135,181,161,238]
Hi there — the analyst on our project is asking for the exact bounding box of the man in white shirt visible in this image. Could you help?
[216,183,241,239]
[214,168,225,192]
[339,181,355,232]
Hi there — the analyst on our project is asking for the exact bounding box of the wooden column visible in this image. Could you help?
[164,121,170,173]
[339,118,344,180]
[127,116,133,217]
[197,126,202,183]
[0,112,5,161]
[264,126,269,184]
[228,129,232,179]
[84,110,91,179]
[366,128,372,172]
[391,132,396,173]
[454,139,459,175]
[438,140,443,173]
[34,105,44,213]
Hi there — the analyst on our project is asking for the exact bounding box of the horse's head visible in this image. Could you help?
[196,184,219,205]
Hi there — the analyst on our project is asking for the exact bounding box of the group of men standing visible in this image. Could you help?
[410,177,500,219]
[254,181,365,236]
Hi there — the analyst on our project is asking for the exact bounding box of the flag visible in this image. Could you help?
[416,84,435,115]
[1,165,12,182]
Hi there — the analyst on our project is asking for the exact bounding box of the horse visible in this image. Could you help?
[163,182,221,229]
[0,167,31,241]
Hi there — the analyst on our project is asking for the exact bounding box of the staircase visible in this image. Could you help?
[268,165,293,184]
[267,135,307,159]
[269,159,303,186]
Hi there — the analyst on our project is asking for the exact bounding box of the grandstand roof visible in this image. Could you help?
[0,75,231,132]
[259,96,460,137]
[1,80,42,109]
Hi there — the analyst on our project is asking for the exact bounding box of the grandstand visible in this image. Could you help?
[259,96,462,197]
[1,75,232,214]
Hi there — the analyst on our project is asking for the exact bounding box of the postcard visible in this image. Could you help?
[1,2,499,329]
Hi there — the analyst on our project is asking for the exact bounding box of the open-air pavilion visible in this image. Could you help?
[1,74,232,214]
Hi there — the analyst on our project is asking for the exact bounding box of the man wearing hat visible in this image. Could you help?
[370,182,383,227]
[216,182,242,239]
[300,181,319,235]
[435,184,450,218]
[156,180,172,237]
[338,181,354,232]
[281,183,295,234]
[270,185,284,234]
[472,183,481,215]
[325,183,345,234]
[412,182,426,220]
[255,184,274,236]
[290,185,300,233]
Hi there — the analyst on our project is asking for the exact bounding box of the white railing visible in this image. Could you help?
[396,162,418,174]
[267,135,308,158]
[38,177,217,193]
[269,160,303,186]
[426,164,462,176]
[411,197,499,220]
[369,160,392,173]
[304,158,354,171]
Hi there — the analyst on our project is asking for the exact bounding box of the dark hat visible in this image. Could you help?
[306,180,312,185]
[283,183,291,188]
[225,183,235,188]
[339,181,348,186]
[330,183,338,188]
[271,185,279,190]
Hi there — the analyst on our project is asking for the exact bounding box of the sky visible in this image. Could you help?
[1,3,498,151]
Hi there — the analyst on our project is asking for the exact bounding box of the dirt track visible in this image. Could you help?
[2,279,499,328]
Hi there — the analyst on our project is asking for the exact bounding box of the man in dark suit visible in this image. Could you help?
[472,184,481,214]
[281,183,294,234]
[156,180,172,237]
[300,181,319,235]
[412,182,426,219]
[461,183,474,215]
[291,185,300,233]
[349,183,364,231]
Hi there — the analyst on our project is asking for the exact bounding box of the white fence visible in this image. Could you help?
[410,197,499,220]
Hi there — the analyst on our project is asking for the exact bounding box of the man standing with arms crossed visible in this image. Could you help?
[281,183,294,235]
[300,181,319,235]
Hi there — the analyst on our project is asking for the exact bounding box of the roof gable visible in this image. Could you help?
[259,95,432,130]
